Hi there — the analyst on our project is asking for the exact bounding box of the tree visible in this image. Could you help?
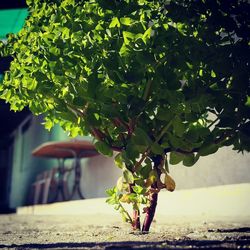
[0,0,249,231]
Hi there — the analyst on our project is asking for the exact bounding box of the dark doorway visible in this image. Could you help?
[0,136,15,213]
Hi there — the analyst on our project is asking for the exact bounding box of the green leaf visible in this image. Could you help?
[106,197,117,205]
[120,17,134,26]
[139,161,152,178]
[156,108,174,121]
[123,170,134,184]
[186,61,193,69]
[168,134,184,149]
[245,96,250,107]
[142,27,152,44]
[163,23,169,30]
[125,142,140,159]
[69,126,81,137]
[44,119,54,131]
[106,186,117,197]
[173,116,186,136]
[169,152,185,165]
[122,31,136,45]
[198,143,219,156]
[132,185,144,194]
[211,70,216,78]
[151,142,164,155]
[95,141,113,157]
[183,153,198,167]
[119,43,130,56]
[109,17,120,28]
[114,153,124,169]
[49,47,60,56]
[145,170,158,187]
[62,27,70,39]
[132,127,152,146]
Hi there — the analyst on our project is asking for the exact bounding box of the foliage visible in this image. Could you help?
[0,0,249,231]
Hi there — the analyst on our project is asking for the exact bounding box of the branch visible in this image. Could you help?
[90,127,106,141]
[113,117,129,131]
[133,120,173,172]
[142,56,167,101]
[207,117,220,129]
[142,78,153,101]
[119,202,133,225]
[128,118,136,136]
[112,118,128,144]
[214,130,235,145]
[133,148,150,172]
[65,100,88,118]
[91,127,123,152]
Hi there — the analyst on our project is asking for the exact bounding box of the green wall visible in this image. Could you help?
[0,8,28,40]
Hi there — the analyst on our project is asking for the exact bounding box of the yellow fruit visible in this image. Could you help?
[164,174,176,192]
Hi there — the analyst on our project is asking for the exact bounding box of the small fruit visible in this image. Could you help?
[164,174,176,192]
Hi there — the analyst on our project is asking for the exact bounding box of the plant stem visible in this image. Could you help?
[129,184,141,230]
[142,156,162,232]
[142,78,153,101]
[133,120,173,172]
[119,202,133,225]
[132,209,141,230]
[142,188,158,232]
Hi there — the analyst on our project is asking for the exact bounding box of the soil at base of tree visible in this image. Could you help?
[0,214,250,249]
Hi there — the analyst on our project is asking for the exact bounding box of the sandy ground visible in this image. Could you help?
[0,214,250,249]
[1,184,250,249]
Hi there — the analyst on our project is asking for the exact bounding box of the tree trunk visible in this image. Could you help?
[142,155,162,232]
[142,184,158,231]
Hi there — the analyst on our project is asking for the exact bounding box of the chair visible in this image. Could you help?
[31,167,72,205]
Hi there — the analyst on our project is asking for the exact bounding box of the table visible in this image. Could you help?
[32,140,99,201]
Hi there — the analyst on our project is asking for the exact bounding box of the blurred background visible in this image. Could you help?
[0,0,249,217]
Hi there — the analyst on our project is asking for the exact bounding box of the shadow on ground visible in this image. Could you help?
[1,236,250,250]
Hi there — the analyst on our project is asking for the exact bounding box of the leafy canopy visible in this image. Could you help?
[0,0,249,228]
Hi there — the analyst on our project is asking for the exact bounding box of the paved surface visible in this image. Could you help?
[0,214,250,249]
[1,184,250,249]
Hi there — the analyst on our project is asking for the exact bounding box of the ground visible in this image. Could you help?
[0,214,250,249]
[1,184,250,249]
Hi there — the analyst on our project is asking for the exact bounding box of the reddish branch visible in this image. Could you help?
[91,127,123,152]
[142,187,158,232]
[91,127,106,141]
[132,209,141,230]
[128,118,136,136]
[113,117,129,131]
[142,156,163,232]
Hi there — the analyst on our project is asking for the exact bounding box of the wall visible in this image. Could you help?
[81,155,121,199]
[80,146,250,198]
[9,114,250,208]
[80,146,250,194]
[170,147,250,190]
